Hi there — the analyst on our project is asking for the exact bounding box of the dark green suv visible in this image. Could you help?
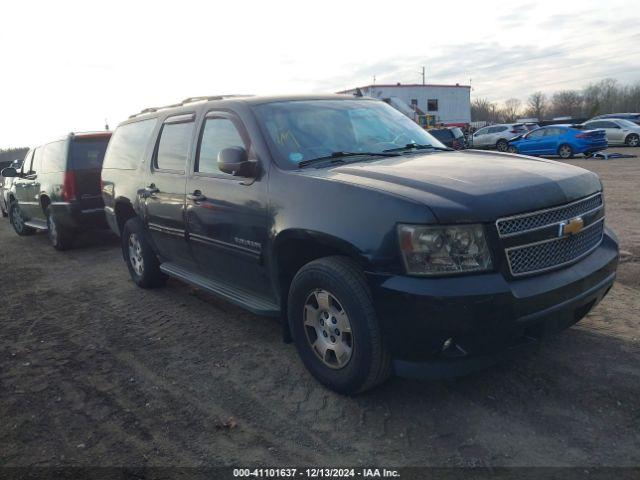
[2,132,111,250]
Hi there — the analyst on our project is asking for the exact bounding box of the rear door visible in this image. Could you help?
[143,113,195,266]
[69,135,111,211]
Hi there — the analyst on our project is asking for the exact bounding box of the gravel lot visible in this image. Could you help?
[1,147,639,468]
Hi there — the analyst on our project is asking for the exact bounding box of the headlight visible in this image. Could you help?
[398,224,493,275]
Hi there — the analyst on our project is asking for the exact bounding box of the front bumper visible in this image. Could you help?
[367,229,618,376]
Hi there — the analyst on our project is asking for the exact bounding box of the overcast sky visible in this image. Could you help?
[2,0,639,147]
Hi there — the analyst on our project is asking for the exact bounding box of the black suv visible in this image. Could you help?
[101,95,618,394]
[3,132,111,250]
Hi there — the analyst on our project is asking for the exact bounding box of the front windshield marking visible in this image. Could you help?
[253,99,446,169]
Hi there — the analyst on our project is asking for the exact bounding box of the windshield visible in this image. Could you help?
[252,99,445,168]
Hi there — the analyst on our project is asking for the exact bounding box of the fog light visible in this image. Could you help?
[442,338,453,351]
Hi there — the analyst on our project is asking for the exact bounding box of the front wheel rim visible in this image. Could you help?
[303,289,354,369]
[11,205,23,231]
[128,233,144,277]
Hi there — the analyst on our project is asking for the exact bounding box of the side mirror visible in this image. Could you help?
[1,167,18,178]
[218,146,256,177]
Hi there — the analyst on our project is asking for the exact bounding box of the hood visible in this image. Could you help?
[307,150,601,223]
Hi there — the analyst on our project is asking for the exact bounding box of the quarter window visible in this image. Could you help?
[155,120,194,172]
[197,117,247,175]
[42,141,67,173]
[104,118,157,170]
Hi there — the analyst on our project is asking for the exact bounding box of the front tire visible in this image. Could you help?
[626,133,639,147]
[288,256,391,394]
[558,144,574,159]
[46,207,74,251]
[122,217,167,288]
[507,145,518,153]
[9,202,35,236]
[496,139,508,152]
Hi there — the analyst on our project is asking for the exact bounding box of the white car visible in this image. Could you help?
[582,119,640,147]
[471,123,527,151]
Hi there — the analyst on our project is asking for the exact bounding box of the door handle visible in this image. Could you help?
[140,184,159,198]
[187,190,206,202]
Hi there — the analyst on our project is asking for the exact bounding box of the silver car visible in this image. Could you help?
[582,119,640,147]
[471,123,526,151]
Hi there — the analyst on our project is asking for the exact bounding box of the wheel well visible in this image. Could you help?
[115,201,136,235]
[40,195,51,214]
[275,237,363,305]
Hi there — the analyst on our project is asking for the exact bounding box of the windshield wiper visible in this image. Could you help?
[383,143,452,153]
[298,151,400,168]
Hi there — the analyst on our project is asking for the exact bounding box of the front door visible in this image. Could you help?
[185,111,271,298]
[143,113,196,267]
[14,147,41,219]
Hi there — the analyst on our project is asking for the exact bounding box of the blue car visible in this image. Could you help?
[507,125,607,159]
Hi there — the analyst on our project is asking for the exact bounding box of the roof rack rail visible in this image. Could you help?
[128,95,253,119]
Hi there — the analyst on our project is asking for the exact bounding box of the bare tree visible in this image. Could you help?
[502,98,522,123]
[527,92,547,120]
[550,90,583,118]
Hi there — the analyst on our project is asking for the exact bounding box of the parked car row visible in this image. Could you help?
[1,94,619,394]
[470,113,640,157]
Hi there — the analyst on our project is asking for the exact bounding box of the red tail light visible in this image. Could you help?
[61,170,76,202]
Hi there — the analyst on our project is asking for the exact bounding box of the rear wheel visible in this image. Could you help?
[496,139,508,152]
[288,256,391,394]
[46,207,74,251]
[9,202,35,236]
[122,217,167,288]
[626,134,639,147]
[558,144,574,159]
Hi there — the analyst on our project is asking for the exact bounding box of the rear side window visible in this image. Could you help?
[154,118,195,173]
[197,117,247,175]
[103,118,157,170]
[70,138,110,170]
[42,141,67,173]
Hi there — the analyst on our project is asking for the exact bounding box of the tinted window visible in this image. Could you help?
[103,119,157,170]
[428,129,454,142]
[155,121,194,172]
[527,129,546,139]
[197,117,247,175]
[601,121,619,128]
[70,137,110,170]
[42,141,67,173]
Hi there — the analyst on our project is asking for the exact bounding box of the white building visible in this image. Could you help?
[338,83,471,126]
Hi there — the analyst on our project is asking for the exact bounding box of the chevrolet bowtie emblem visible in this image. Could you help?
[559,217,584,237]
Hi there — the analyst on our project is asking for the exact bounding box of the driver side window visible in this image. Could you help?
[527,129,546,139]
[197,117,248,176]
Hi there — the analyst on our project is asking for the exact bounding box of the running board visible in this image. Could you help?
[24,219,48,231]
[159,262,280,317]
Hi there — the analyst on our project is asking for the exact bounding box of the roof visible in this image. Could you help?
[124,94,374,121]
[337,83,471,93]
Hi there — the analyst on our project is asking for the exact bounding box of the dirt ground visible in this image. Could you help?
[1,147,639,468]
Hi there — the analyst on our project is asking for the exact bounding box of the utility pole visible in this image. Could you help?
[421,66,425,85]
[373,75,376,85]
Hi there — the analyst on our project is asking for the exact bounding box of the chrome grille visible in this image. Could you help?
[506,220,604,276]
[497,193,603,237]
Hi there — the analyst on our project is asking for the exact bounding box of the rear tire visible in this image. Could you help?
[122,217,167,289]
[558,144,574,159]
[288,256,391,394]
[46,207,74,251]
[496,139,508,152]
[626,133,639,147]
[9,202,35,236]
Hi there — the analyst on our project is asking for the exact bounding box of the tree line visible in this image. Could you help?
[471,79,640,123]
